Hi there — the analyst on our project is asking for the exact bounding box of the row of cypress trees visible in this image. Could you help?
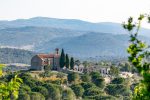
[59,49,74,69]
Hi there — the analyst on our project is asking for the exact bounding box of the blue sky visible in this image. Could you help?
[0,0,150,28]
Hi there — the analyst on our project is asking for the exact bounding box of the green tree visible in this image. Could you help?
[62,88,76,100]
[19,84,31,94]
[71,84,84,98]
[0,75,23,100]
[18,84,31,100]
[67,72,80,84]
[105,84,131,97]
[84,87,104,97]
[120,62,132,72]
[94,77,105,89]
[90,72,101,83]
[80,82,96,90]
[111,77,125,84]
[30,92,45,100]
[123,15,150,99]
[70,57,74,70]
[60,49,65,68]
[66,54,70,69]
[44,65,51,72]
[32,86,48,98]
[81,74,91,82]
[43,83,61,100]
[18,93,30,100]
[110,66,119,76]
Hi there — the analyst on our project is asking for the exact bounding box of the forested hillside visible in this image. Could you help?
[0,48,35,64]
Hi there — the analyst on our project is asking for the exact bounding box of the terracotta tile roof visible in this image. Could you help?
[37,54,60,59]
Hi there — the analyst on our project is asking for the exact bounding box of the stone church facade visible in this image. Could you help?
[31,49,60,71]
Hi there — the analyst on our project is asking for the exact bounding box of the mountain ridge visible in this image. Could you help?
[0,17,150,37]
[0,17,150,62]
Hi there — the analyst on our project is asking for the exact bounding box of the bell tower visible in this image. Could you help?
[55,48,59,55]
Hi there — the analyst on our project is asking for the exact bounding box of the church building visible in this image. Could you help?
[31,48,60,71]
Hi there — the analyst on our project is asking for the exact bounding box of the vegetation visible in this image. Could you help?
[0,64,6,76]
[0,48,35,64]
[110,66,119,77]
[70,57,74,70]
[60,49,66,68]
[67,72,80,84]
[0,75,22,100]
[71,84,84,98]
[123,14,150,99]
[1,18,150,99]
[65,54,70,69]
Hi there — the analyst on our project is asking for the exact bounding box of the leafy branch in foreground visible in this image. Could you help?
[123,14,150,99]
[0,75,23,100]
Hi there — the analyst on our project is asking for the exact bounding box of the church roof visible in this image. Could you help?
[37,54,60,59]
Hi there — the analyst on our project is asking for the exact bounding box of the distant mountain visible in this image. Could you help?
[37,32,150,59]
[0,17,150,62]
[0,17,150,37]
[0,48,36,64]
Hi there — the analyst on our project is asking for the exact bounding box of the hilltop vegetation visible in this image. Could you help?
[0,64,6,76]
[0,69,139,100]
[0,48,35,64]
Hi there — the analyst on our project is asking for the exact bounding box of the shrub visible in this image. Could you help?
[81,74,91,82]
[32,86,48,98]
[80,82,96,90]
[30,92,45,100]
[111,77,125,84]
[42,83,61,100]
[94,77,105,89]
[62,88,76,100]
[67,72,80,84]
[84,87,104,96]
[18,93,30,100]
[71,84,84,98]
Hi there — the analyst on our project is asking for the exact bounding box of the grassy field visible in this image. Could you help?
[0,64,6,76]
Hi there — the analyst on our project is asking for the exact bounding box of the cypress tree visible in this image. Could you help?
[59,49,65,68]
[70,57,74,70]
[66,54,70,69]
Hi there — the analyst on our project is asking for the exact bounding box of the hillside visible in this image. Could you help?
[1,17,150,37]
[0,48,36,64]
[0,17,150,60]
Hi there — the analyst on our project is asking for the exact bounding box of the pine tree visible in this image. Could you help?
[59,49,65,68]
[66,54,70,69]
[70,57,74,70]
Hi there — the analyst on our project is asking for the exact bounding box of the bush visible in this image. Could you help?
[80,82,96,90]
[95,95,116,100]
[42,83,61,100]
[81,74,91,82]
[32,86,48,98]
[84,87,104,96]
[19,84,31,94]
[62,88,76,100]
[30,92,45,100]
[105,84,129,96]
[18,93,30,100]
[111,77,125,84]
[94,77,105,89]
[67,72,80,84]
[90,72,101,82]
[71,84,84,98]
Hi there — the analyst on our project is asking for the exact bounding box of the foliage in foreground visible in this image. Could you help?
[123,14,150,99]
[0,75,22,100]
